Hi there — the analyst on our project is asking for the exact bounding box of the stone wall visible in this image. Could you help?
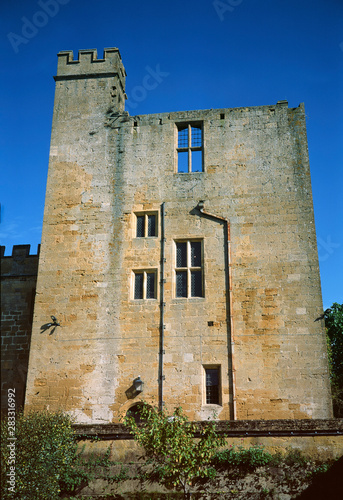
[24,48,332,423]
[70,457,343,500]
[73,420,343,498]
[74,419,343,462]
[1,245,39,411]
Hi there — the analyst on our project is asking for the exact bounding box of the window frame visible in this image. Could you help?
[174,239,204,298]
[176,122,203,173]
[203,365,222,406]
[134,212,158,238]
[132,269,158,300]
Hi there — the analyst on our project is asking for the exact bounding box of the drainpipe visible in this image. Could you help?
[197,200,237,420]
[159,202,166,411]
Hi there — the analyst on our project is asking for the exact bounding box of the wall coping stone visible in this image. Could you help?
[73,419,343,440]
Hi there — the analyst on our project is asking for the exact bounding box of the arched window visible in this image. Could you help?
[126,402,151,423]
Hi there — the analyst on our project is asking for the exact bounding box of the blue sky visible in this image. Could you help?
[1,0,342,309]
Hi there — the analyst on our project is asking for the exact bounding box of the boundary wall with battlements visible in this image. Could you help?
[1,245,40,411]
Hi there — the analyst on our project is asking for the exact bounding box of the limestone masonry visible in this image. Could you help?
[2,47,333,423]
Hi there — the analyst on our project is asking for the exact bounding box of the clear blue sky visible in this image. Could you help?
[1,0,342,309]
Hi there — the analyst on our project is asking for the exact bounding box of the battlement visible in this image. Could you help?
[1,245,40,278]
[55,48,126,88]
[1,244,40,259]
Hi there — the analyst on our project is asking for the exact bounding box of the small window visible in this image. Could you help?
[175,240,203,298]
[126,403,152,423]
[205,367,221,405]
[135,213,157,238]
[133,270,157,300]
[147,214,156,237]
[176,123,203,173]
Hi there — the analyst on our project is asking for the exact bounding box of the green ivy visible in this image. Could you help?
[212,443,278,469]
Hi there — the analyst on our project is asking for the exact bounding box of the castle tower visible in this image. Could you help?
[25,49,129,422]
[25,48,333,423]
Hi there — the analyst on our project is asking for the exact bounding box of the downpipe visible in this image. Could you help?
[196,200,237,420]
[159,202,166,411]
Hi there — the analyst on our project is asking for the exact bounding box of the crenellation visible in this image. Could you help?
[55,48,126,100]
[1,244,40,258]
[56,47,124,70]
[1,245,40,277]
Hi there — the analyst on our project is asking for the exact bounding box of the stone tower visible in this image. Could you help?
[24,48,333,423]
[25,48,128,422]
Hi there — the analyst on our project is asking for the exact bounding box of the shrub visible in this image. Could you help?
[325,303,343,417]
[1,410,77,500]
[212,444,276,469]
[124,404,226,499]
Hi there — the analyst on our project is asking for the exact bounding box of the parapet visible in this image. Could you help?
[1,244,40,259]
[1,245,40,278]
[55,48,126,90]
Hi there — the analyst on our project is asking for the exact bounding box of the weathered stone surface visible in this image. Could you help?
[22,48,332,423]
[73,418,343,462]
[72,459,343,499]
[74,418,343,438]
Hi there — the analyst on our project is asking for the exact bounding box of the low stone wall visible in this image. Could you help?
[73,459,343,499]
[70,420,343,498]
[74,419,343,462]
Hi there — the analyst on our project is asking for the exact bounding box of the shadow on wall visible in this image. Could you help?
[294,455,343,499]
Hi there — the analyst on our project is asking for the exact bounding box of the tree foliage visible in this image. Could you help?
[1,410,77,500]
[124,404,226,498]
[325,303,343,417]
